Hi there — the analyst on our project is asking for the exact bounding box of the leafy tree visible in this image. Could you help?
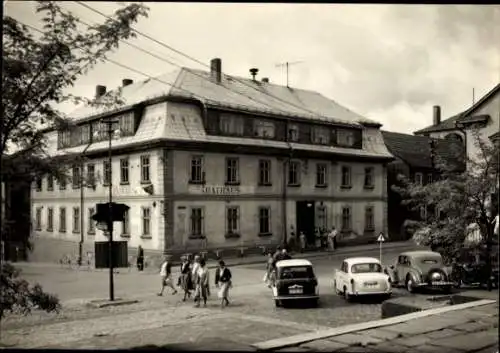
[393,130,499,289]
[0,262,60,321]
[1,1,149,251]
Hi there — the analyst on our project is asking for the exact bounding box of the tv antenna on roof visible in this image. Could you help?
[275,61,304,88]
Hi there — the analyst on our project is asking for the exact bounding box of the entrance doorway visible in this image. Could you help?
[296,201,316,245]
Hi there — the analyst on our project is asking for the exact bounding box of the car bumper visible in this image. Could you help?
[274,295,319,300]
[416,281,454,287]
[351,290,392,296]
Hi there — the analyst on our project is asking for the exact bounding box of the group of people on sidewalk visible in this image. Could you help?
[157,254,232,308]
[263,246,292,287]
[288,226,339,253]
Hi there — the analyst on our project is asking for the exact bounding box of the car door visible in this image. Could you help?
[397,256,409,284]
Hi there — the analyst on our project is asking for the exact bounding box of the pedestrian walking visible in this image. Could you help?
[263,252,274,287]
[215,260,232,307]
[136,245,144,271]
[194,258,210,307]
[299,232,307,253]
[328,226,338,251]
[191,254,201,291]
[157,255,177,296]
[179,256,192,301]
[315,228,322,249]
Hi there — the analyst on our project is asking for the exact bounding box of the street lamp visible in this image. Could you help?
[104,119,119,301]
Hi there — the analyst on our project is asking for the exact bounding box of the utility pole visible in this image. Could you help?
[275,61,304,87]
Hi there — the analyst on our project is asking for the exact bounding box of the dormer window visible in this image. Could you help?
[337,129,355,147]
[254,120,275,139]
[220,114,244,136]
[312,126,330,145]
[288,124,299,142]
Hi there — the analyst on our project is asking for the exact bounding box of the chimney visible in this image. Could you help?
[210,58,222,83]
[95,85,106,99]
[433,105,441,126]
[122,79,133,87]
[250,68,259,81]
[262,77,269,83]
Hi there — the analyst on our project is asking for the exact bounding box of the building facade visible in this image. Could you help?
[31,58,393,262]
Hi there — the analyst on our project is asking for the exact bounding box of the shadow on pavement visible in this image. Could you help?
[128,339,256,351]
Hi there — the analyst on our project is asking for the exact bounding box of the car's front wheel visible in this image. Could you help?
[406,277,415,293]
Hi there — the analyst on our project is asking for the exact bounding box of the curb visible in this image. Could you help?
[251,299,497,351]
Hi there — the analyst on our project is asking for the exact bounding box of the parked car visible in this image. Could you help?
[270,259,319,307]
[384,251,454,293]
[333,257,392,301]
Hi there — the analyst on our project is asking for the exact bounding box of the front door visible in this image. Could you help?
[296,201,316,245]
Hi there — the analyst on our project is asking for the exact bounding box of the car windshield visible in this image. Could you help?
[279,266,314,279]
[351,263,382,273]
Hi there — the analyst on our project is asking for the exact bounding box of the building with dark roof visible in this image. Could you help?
[382,130,464,240]
[30,58,395,262]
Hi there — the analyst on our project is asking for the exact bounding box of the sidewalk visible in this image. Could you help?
[14,240,419,274]
[253,291,499,353]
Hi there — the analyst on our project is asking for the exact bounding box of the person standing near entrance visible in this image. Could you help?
[327,226,338,251]
[137,245,144,271]
[299,232,307,253]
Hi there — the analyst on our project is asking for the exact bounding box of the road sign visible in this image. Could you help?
[377,233,385,242]
[378,233,385,263]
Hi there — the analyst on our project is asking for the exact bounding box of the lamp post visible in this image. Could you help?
[78,141,95,267]
[104,118,119,301]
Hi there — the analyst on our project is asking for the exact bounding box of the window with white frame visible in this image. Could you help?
[316,163,327,187]
[364,167,374,188]
[341,206,352,231]
[312,126,330,145]
[219,114,244,136]
[88,207,95,234]
[35,177,42,192]
[140,155,150,183]
[254,120,276,139]
[259,159,271,185]
[420,205,427,220]
[427,173,433,184]
[59,207,66,232]
[142,207,151,236]
[59,173,67,190]
[259,206,271,234]
[225,157,239,184]
[226,206,240,235]
[288,124,299,142]
[414,172,423,185]
[47,175,54,191]
[337,129,355,147]
[47,207,53,231]
[190,207,204,236]
[317,206,327,230]
[119,112,135,136]
[365,206,375,231]
[120,158,129,184]
[190,155,204,183]
[341,166,351,188]
[103,161,111,185]
[35,207,42,230]
[73,207,80,233]
[87,164,95,188]
[288,161,301,186]
[122,208,129,235]
[72,165,82,189]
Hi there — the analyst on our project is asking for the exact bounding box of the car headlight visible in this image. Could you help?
[431,272,442,281]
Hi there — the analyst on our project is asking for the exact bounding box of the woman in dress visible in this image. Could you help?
[191,254,201,295]
[215,260,232,307]
[179,256,192,301]
[194,258,210,307]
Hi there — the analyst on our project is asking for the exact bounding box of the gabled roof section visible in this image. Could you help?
[413,112,465,135]
[457,83,500,125]
[414,82,500,135]
[68,67,377,127]
[382,130,464,169]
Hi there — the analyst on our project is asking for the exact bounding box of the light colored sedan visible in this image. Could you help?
[333,257,392,301]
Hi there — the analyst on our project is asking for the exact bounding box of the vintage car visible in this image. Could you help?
[333,257,392,301]
[384,251,454,293]
[271,259,319,307]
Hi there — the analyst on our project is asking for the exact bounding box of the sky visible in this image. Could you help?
[4,2,500,134]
